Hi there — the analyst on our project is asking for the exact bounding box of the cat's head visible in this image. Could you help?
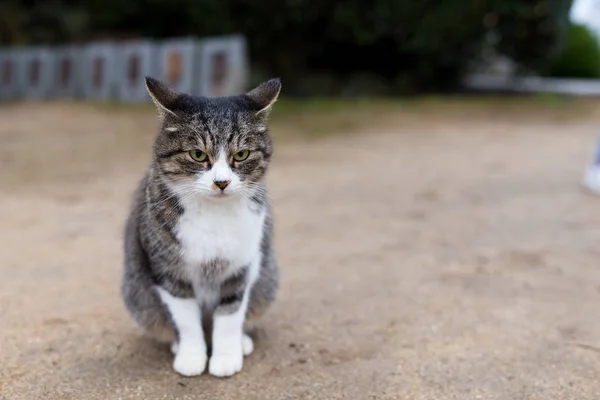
[145,77,281,202]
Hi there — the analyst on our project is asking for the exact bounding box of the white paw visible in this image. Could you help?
[171,341,179,355]
[242,334,254,356]
[173,349,207,377]
[209,352,243,378]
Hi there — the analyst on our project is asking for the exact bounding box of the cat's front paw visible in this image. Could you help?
[173,349,207,377]
[209,351,243,378]
[242,334,254,356]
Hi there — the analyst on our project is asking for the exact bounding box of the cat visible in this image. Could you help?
[121,76,281,378]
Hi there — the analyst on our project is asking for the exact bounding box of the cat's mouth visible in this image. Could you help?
[211,191,232,199]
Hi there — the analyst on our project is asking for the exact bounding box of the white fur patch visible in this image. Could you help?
[165,126,178,132]
[156,287,207,376]
[176,196,266,293]
[211,150,234,183]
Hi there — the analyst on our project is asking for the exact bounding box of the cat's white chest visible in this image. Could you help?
[175,199,265,273]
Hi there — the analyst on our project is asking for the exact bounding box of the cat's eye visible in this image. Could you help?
[233,150,250,161]
[189,150,207,162]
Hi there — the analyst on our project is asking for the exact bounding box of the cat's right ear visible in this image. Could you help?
[145,77,179,117]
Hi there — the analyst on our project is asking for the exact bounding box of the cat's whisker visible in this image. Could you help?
[149,185,198,209]
[237,183,272,201]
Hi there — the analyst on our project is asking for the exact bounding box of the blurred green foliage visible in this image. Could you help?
[0,0,575,94]
[0,0,87,45]
[548,23,600,78]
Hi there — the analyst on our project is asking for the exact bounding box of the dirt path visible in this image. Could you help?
[1,102,600,399]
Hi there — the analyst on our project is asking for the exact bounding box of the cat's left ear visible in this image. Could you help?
[145,77,180,117]
[245,78,281,115]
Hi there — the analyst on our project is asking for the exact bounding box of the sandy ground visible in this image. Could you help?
[2,101,600,399]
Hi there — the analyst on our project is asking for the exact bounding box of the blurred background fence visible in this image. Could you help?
[0,35,248,101]
[1,0,600,98]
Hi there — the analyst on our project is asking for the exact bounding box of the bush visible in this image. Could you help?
[548,23,600,78]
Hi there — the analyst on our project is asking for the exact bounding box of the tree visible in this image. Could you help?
[548,23,600,78]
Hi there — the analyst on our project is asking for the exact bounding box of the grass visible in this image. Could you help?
[34,93,600,139]
[269,94,599,138]
[271,93,587,118]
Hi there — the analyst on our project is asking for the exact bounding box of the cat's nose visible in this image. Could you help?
[214,180,231,191]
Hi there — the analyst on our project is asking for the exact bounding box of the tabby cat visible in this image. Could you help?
[121,77,281,377]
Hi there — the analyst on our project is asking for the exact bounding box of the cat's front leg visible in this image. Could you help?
[156,287,207,376]
[209,267,254,378]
